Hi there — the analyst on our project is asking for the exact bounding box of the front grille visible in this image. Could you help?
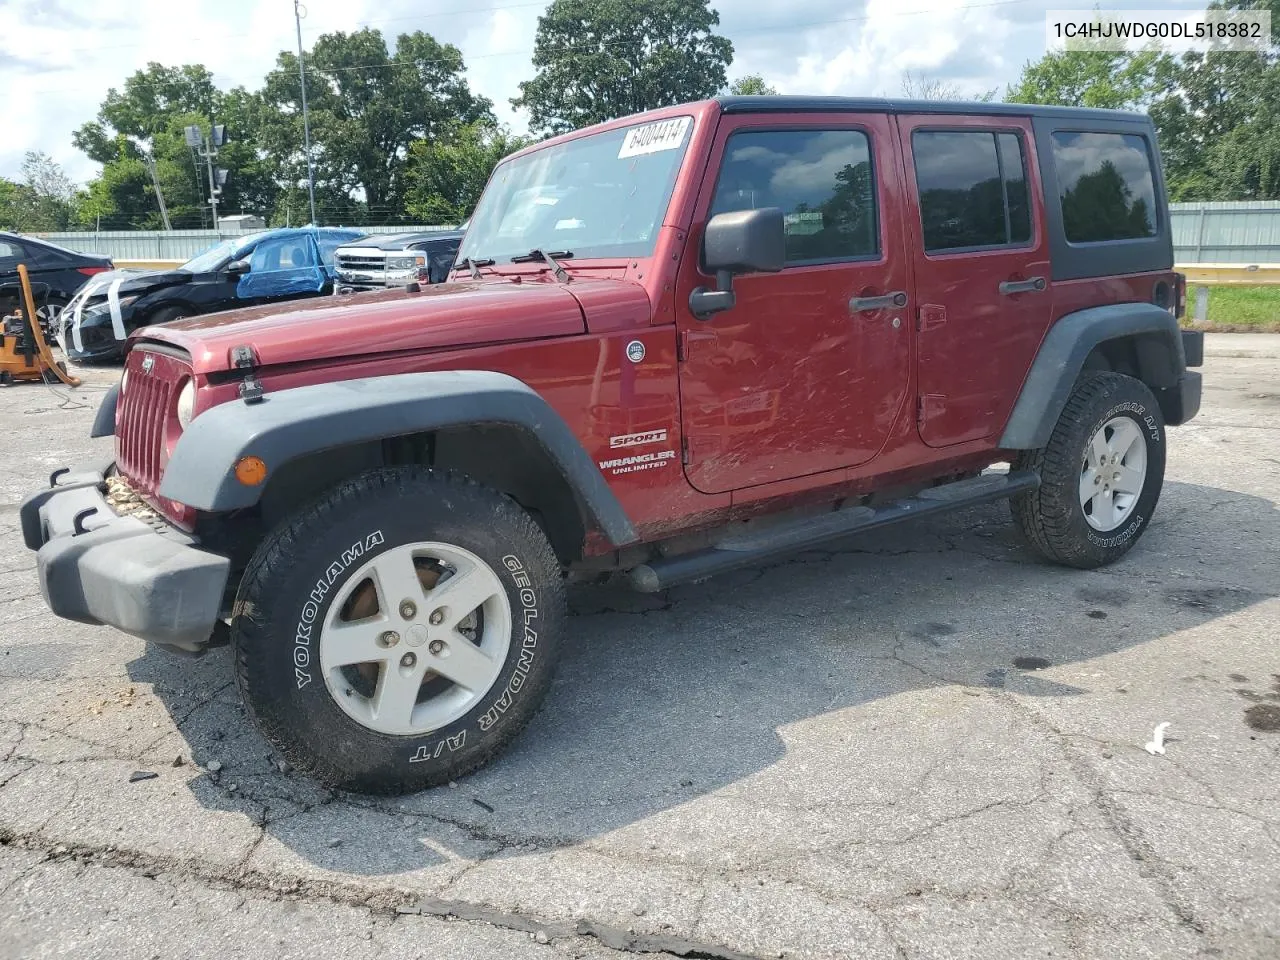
[116,348,187,498]
[336,254,386,271]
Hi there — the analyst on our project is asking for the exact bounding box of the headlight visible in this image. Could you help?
[176,380,195,429]
[387,255,426,270]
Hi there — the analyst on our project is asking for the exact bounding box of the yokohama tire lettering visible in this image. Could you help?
[293,530,385,690]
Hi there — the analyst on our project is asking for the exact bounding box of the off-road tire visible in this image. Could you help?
[231,467,566,794]
[1011,372,1166,569]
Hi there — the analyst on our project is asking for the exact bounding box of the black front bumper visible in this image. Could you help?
[21,464,230,652]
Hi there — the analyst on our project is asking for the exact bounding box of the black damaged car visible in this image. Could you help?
[61,226,365,361]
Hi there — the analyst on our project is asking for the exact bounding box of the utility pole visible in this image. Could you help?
[185,123,228,231]
[143,151,172,231]
[294,0,319,225]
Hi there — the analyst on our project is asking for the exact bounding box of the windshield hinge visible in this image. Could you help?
[231,344,264,403]
[231,344,256,370]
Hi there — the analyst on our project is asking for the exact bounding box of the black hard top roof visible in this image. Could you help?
[714,95,1148,123]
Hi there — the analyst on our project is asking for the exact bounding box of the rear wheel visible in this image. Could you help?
[231,467,565,794]
[1012,373,1166,568]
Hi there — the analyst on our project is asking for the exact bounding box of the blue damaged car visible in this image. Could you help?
[60,226,366,361]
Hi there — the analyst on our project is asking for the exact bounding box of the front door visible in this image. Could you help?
[897,115,1053,447]
[237,234,325,304]
[676,113,911,494]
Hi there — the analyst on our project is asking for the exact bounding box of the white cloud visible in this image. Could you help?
[0,0,1209,189]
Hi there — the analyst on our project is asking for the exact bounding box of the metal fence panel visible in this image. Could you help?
[30,226,458,263]
[36,206,1280,265]
[1170,202,1280,264]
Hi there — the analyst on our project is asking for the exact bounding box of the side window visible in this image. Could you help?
[913,130,1033,252]
[709,129,878,264]
[249,236,316,273]
[0,240,25,260]
[1051,132,1157,242]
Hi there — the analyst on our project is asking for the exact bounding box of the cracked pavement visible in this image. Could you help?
[1,338,1278,959]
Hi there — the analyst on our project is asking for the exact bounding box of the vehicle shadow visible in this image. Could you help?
[127,479,1278,876]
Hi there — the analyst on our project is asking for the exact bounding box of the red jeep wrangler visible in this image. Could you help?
[23,97,1202,793]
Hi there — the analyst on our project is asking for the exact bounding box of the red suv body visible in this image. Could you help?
[23,97,1202,792]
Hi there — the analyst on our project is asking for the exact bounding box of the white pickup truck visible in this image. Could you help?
[332,230,465,292]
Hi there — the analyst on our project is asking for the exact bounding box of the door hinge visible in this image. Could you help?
[917,394,946,427]
[917,304,946,333]
[681,435,690,464]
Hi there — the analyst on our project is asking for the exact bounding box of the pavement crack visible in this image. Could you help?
[0,831,763,959]
[998,696,1212,939]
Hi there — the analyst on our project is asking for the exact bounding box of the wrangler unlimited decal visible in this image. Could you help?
[599,449,677,475]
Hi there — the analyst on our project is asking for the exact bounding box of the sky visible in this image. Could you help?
[0,0,1210,186]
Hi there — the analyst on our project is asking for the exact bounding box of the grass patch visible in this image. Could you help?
[1181,284,1280,333]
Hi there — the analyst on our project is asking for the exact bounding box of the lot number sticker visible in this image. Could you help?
[618,117,692,159]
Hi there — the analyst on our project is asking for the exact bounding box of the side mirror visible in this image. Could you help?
[226,259,251,276]
[689,207,785,319]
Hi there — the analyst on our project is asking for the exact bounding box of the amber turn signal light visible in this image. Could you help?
[234,456,268,486]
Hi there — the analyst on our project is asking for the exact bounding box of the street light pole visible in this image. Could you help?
[294,0,319,225]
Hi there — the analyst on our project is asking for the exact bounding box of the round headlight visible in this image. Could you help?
[176,380,195,429]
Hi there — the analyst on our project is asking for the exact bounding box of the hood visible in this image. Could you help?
[79,268,190,301]
[342,232,464,252]
[133,278,638,374]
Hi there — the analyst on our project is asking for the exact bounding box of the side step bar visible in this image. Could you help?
[629,470,1040,593]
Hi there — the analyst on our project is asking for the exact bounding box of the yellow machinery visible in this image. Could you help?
[0,263,80,387]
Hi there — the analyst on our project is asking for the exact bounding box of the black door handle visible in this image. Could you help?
[999,277,1046,296]
[849,291,908,313]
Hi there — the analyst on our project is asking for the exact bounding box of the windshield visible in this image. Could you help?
[457,115,693,264]
[182,234,262,273]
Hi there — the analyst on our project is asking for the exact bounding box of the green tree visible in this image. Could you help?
[404,122,532,224]
[1007,1,1280,201]
[1006,49,1160,109]
[256,28,492,223]
[0,153,83,231]
[513,0,734,135]
[74,63,272,228]
[728,74,777,96]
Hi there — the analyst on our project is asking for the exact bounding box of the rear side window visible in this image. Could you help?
[913,130,1032,252]
[709,129,879,264]
[0,240,25,260]
[1051,132,1157,242]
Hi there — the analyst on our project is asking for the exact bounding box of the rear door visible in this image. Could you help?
[898,115,1053,447]
[676,112,912,494]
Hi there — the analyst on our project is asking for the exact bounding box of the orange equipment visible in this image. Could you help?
[0,263,80,387]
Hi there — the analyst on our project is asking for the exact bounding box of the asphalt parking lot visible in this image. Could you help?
[1,338,1277,960]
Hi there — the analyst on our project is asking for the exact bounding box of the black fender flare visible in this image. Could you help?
[1000,302,1188,450]
[158,370,638,546]
[90,382,120,438]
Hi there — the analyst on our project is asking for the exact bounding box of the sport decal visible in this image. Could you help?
[609,429,668,449]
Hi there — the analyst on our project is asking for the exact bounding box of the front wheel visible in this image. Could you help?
[1012,373,1166,568]
[231,468,566,794]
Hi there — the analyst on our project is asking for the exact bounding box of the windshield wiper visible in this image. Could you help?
[456,257,495,280]
[509,249,572,284]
